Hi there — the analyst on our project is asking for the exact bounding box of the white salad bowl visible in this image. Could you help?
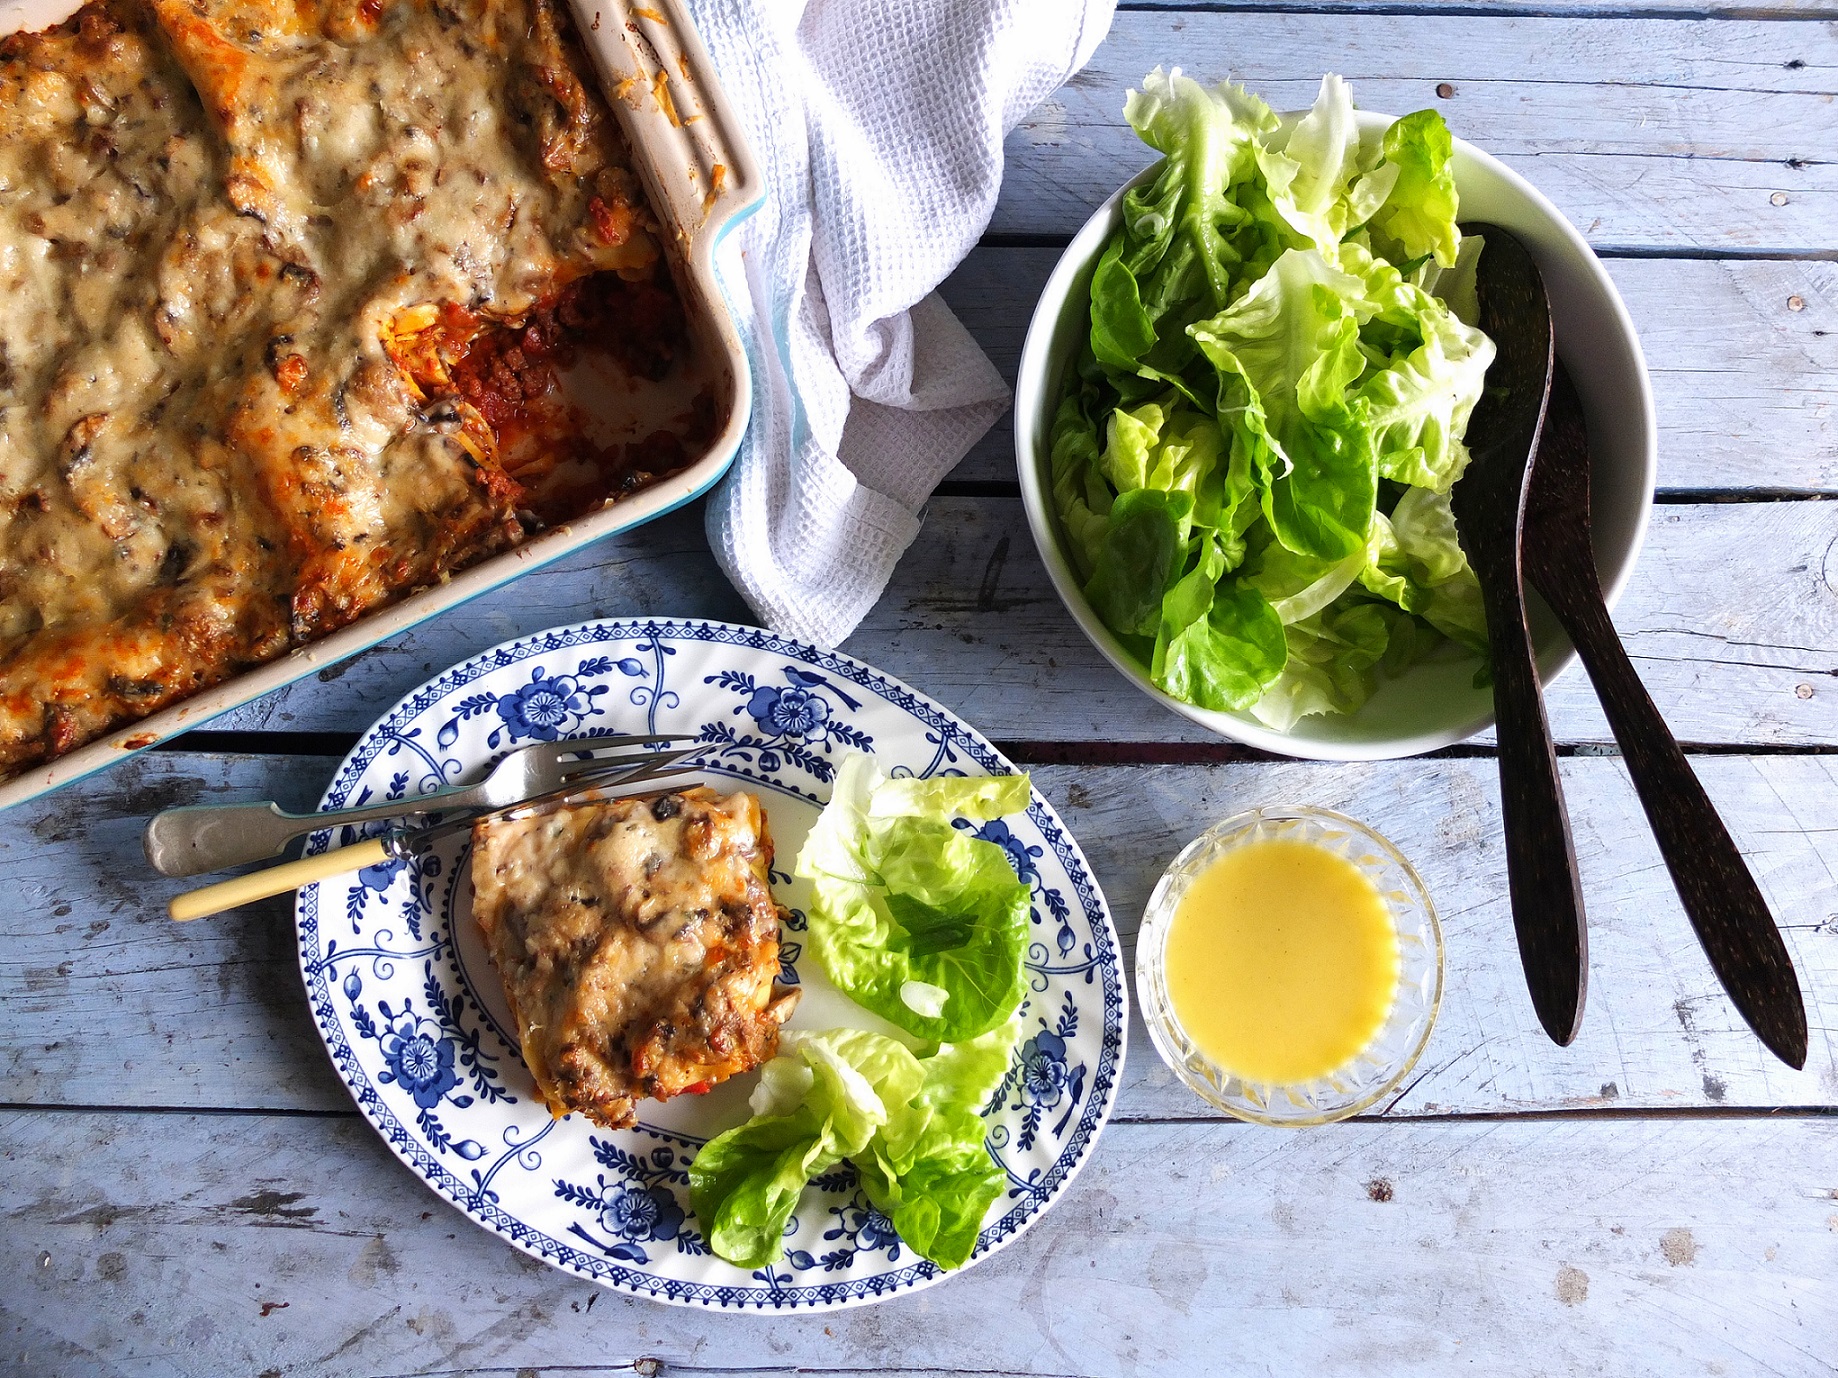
[1014,109,1658,761]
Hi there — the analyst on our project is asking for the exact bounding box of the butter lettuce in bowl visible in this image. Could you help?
[1017,69,1657,761]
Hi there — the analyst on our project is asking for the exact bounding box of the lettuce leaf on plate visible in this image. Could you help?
[795,752,1032,1044]
[851,1022,1018,1269]
[688,1023,1020,1271]
[688,1029,920,1269]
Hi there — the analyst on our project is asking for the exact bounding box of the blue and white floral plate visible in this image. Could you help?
[296,618,1125,1309]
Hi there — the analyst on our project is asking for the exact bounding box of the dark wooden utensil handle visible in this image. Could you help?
[1523,362,1806,1069]
[1454,221,1588,1047]
[1530,577,1808,1068]
[1472,560,1589,1046]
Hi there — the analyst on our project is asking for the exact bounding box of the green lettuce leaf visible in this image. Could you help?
[1089,235,1159,372]
[1356,509,1430,614]
[1152,571,1288,711]
[1084,487,1194,638]
[1049,388,1113,580]
[1414,232,1484,326]
[797,753,1032,1043]
[1243,521,1368,622]
[1255,74,1399,257]
[687,1107,834,1270]
[1089,67,1276,380]
[1389,486,1489,653]
[1250,600,1397,730]
[855,1020,1018,1269]
[1189,249,1378,562]
[688,1029,922,1270]
[1097,394,1168,493]
[690,1023,1021,1272]
[1347,249,1495,493]
[1371,109,1461,269]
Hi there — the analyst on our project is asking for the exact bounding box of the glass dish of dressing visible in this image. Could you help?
[1137,806,1443,1127]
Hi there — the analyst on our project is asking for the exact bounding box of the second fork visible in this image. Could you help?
[143,734,695,878]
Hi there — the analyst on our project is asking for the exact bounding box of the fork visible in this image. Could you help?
[166,764,703,921]
[143,734,695,877]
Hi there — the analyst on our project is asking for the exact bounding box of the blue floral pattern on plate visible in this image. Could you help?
[295,618,1125,1311]
[554,1136,707,1265]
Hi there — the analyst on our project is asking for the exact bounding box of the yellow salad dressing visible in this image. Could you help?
[1163,837,1401,1085]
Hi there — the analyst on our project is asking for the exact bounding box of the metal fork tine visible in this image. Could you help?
[532,733,695,761]
[504,763,659,805]
[408,766,708,851]
[495,765,703,824]
[552,744,699,780]
[585,748,702,789]
[538,767,703,813]
[597,766,701,796]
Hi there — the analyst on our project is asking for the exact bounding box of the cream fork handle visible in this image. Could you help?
[168,840,389,922]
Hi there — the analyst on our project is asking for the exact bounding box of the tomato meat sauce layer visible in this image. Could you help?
[402,271,715,528]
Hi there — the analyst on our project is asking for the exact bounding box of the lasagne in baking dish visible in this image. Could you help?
[0,0,701,777]
[470,787,798,1128]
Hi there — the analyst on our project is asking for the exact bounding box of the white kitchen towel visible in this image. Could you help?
[688,0,1115,648]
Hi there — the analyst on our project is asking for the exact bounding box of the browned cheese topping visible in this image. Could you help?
[469,787,799,1129]
[0,0,672,774]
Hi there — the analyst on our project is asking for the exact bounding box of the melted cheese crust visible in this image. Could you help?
[0,0,671,773]
[470,788,796,1129]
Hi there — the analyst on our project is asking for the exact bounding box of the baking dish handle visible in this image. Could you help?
[566,0,765,251]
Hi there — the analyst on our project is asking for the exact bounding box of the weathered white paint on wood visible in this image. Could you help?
[4,7,1837,1375]
[186,497,1838,748]
[5,752,1832,1116]
[4,1110,1833,1378]
[0,753,352,1116]
[940,251,1838,493]
[995,14,1838,252]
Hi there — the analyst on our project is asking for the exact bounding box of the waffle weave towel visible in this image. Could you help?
[690,0,1115,646]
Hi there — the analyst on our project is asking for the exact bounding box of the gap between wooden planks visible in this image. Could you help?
[174,495,1838,748]
[3,1110,1832,1378]
[997,11,1838,252]
[4,751,1832,1117]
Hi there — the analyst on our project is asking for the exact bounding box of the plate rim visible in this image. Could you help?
[294,615,1128,1310]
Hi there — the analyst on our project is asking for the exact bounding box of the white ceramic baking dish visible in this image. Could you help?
[0,0,763,811]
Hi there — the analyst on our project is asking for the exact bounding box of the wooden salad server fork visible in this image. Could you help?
[1449,222,1589,1046]
[1523,364,1808,1069]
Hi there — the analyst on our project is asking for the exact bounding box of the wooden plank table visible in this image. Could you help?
[5,2,1837,1374]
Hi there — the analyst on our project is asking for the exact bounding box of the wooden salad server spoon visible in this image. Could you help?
[1523,364,1808,1069]
[1449,222,1589,1046]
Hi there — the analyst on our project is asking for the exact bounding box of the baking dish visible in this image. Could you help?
[0,0,763,812]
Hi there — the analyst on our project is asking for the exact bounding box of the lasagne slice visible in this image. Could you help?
[470,787,799,1129]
